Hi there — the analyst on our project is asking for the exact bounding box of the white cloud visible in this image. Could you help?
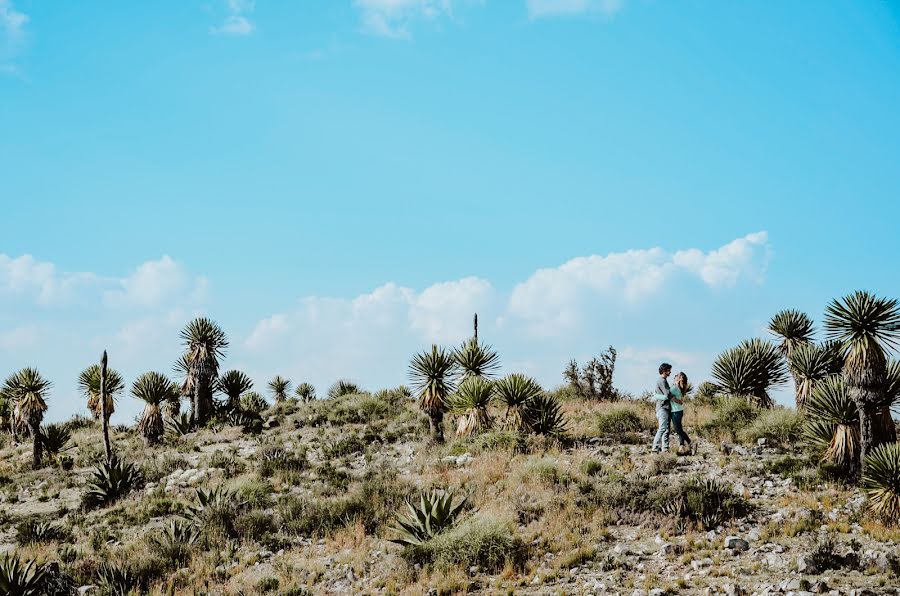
[355,0,458,38]
[527,0,623,19]
[0,254,97,306]
[212,0,255,36]
[0,324,39,351]
[0,0,27,40]
[507,232,770,335]
[103,255,198,309]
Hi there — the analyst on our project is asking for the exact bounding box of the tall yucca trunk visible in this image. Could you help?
[29,416,42,469]
[846,346,888,473]
[429,411,444,443]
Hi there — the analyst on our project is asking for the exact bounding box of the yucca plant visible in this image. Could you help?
[327,379,360,399]
[803,376,859,471]
[769,310,815,408]
[824,291,900,468]
[78,364,125,421]
[0,554,46,596]
[217,370,253,413]
[131,372,179,445]
[409,345,457,443]
[789,341,844,411]
[446,377,494,437]
[454,338,501,380]
[166,412,193,437]
[710,338,789,408]
[180,317,229,427]
[295,382,316,402]
[3,368,52,468]
[82,455,143,510]
[39,424,72,462]
[96,562,140,596]
[183,486,245,539]
[493,374,543,432]
[527,393,569,440]
[268,375,291,402]
[885,359,900,407]
[389,489,467,546]
[240,391,268,414]
[862,442,900,524]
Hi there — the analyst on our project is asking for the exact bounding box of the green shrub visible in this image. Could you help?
[323,435,366,459]
[259,445,307,478]
[257,577,280,593]
[328,392,391,425]
[596,408,646,435]
[390,490,467,546]
[862,442,900,523]
[240,391,269,414]
[661,477,749,530]
[739,408,801,445]
[237,478,274,508]
[580,458,606,477]
[235,510,277,543]
[471,430,521,453]
[16,519,68,545]
[403,515,527,571]
[702,398,759,438]
[522,457,570,486]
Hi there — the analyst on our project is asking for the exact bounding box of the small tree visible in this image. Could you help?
[564,347,618,400]
[3,368,52,469]
[268,376,291,402]
[410,345,458,443]
[132,372,180,445]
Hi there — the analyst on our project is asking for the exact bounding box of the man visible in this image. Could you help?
[651,362,673,453]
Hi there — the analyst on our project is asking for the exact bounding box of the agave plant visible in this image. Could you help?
[803,376,859,470]
[150,519,200,567]
[3,368,52,468]
[454,338,501,381]
[710,338,789,408]
[824,291,900,467]
[390,489,467,546]
[96,562,140,596]
[447,376,494,437]
[862,442,900,524]
[409,345,457,443]
[527,393,569,439]
[166,412,194,437]
[268,375,291,402]
[77,364,125,421]
[82,455,143,510]
[327,379,361,400]
[789,342,844,411]
[295,382,316,402]
[39,424,72,462]
[240,391,268,414]
[0,554,46,596]
[132,372,179,445]
[180,317,229,427]
[217,370,253,412]
[493,374,543,432]
[183,486,246,538]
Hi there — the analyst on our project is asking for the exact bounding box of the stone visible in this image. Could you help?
[757,438,767,446]
[810,581,830,594]
[78,587,99,595]
[724,536,749,552]
[659,542,679,556]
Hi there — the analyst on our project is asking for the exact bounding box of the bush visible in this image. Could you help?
[235,510,277,543]
[661,477,749,530]
[702,398,759,439]
[328,380,361,400]
[580,458,606,477]
[596,408,646,435]
[739,408,802,445]
[521,457,570,486]
[402,515,527,571]
[16,519,68,545]
[259,445,307,478]
[328,392,390,425]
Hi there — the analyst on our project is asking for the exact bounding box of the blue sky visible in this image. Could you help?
[2,0,900,422]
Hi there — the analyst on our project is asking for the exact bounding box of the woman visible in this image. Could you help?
[670,372,693,455]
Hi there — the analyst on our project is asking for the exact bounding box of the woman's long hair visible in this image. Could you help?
[674,372,689,395]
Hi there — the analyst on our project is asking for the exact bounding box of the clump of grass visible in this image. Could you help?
[522,457,570,486]
[738,408,802,445]
[402,514,527,572]
[580,458,606,477]
[328,392,391,425]
[596,407,646,435]
[259,445,307,478]
[16,519,69,545]
[702,397,759,439]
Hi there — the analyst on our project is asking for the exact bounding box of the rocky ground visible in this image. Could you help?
[1,394,898,595]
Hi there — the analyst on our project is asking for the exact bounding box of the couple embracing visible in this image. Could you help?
[651,362,693,455]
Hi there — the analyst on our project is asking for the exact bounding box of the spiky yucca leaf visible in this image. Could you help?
[527,393,569,439]
[493,374,543,432]
[803,376,859,469]
[150,519,200,567]
[327,379,360,400]
[132,372,179,444]
[78,364,125,420]
[768,309,815,358]
[40,424,72,460]
[862,442,900,524]
[409,345,457,414]
[885,360,900,407]
[268,375,291,402]
[82,456,143,510]
[789,342,843,409]
[0,554,46,596]
[295,382,316,402]
[217,370,253,410]
[711,338,788,408]
[446,377,494,436]
[389,490,467,546]
[454,338,501,380]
